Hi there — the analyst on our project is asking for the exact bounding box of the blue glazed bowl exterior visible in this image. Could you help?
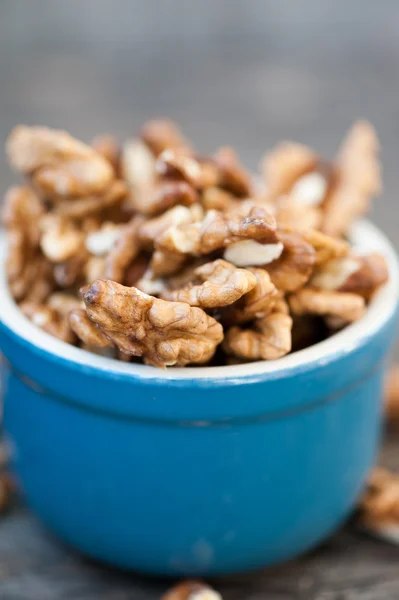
[0,313,397,576]
[0,221,398,576]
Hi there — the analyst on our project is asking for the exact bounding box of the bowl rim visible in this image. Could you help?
[0,219,398,382]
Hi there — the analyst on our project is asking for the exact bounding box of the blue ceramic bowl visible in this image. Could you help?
[0,221,398,576]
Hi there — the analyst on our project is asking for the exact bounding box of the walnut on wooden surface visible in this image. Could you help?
[385,365,399,422]
[81,280,224,367]
[0,443,8,470]
[161,580,222,600]
[289,288,366,323]
[223,312,292,361]
[6,125,114,198]
[162,259,257,308]
[359,468,399,531]
[0,473,13,516]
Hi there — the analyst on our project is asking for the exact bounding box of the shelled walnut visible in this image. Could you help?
[161,580,222,600]
[6,125,114,198]
[81,280,224,367]
[386,365,399,422]
[223,311,293,361]
[358,468,399,544]
[0,474,13,515]
[162,259,257,308]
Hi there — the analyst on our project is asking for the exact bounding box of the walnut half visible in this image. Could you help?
[223,312,292,361]
[289,288,366,323]
[81,280,224,367]
[161,581,222,600]
[6,125,114,198]
[157,206,278,257]
[385,365,399,422]
[162,259,257,308]
[0,473,13,515]
[358,468,399,541]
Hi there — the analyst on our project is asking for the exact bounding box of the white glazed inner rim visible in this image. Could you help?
[0,220,398,381]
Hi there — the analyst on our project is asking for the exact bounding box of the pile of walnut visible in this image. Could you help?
[3,119,389,368]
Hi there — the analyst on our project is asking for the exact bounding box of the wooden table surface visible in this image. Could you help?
[1,2,399,598]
